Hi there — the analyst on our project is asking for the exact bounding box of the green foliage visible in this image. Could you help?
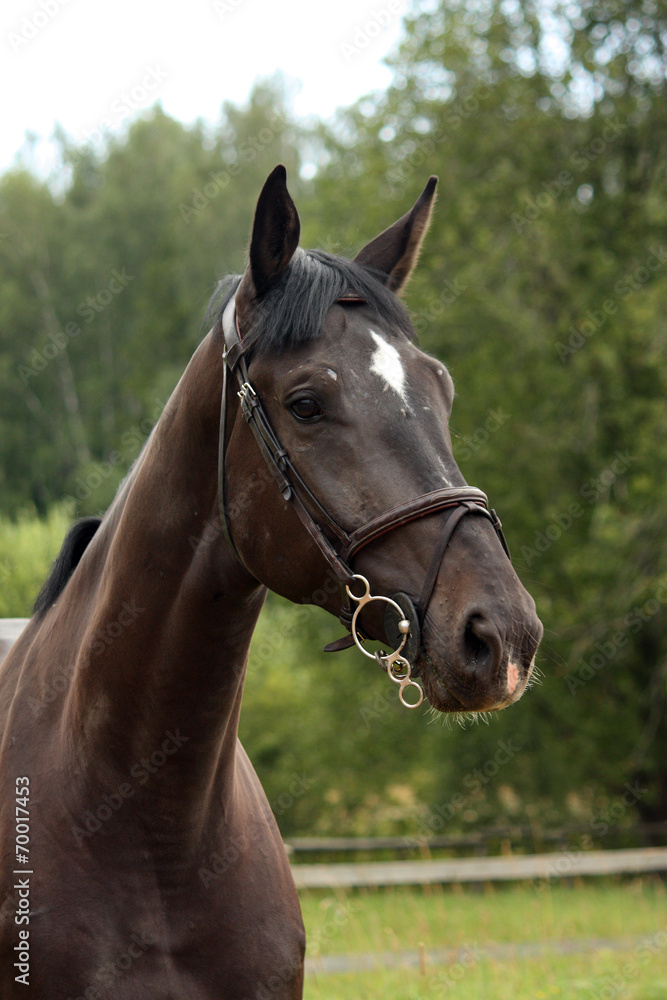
[0,81,301,516]
[0,506,70,617]
[1,2,666,834]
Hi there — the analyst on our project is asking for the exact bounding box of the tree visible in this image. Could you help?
[298,0,667,826]
[0,82,300,516]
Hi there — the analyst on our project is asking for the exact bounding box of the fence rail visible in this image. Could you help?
[0,618,28,662]
[0,619,29,635]
[286,823,667,856]
[291,846,667,889]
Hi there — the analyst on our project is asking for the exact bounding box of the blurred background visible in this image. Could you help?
[0,0,665,848]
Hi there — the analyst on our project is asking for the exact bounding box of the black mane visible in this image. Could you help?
[33,517,102,617]
[208,249,415,357]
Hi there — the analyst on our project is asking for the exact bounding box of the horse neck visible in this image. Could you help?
[66,327,265,807]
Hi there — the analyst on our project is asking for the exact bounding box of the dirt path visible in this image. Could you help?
[305,933,659,974]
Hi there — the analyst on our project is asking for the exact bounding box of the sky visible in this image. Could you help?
[1,0,410,175]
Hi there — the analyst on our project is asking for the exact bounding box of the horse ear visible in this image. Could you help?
[240,164,301,302]
[354,176,438,294]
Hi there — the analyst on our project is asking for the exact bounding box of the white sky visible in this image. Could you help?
[1,0,409,175]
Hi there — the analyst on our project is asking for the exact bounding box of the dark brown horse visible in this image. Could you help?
[0,167,542,998]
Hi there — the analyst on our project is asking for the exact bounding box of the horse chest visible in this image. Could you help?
[1,851,305,998]
[0,744,305,997]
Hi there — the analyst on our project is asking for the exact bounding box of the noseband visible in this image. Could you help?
[218,295,510,707]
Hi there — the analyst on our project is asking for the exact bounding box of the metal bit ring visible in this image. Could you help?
[346,575,424,709]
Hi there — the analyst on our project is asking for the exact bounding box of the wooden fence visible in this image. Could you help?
[286,822,667,858]
[291,846,667,889]
[0,618,28,662]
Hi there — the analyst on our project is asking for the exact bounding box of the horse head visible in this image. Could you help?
[219,165,543,714]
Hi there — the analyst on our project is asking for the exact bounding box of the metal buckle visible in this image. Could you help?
[345,574,423,709]
[237,382,256,401]
[237,382,258,421]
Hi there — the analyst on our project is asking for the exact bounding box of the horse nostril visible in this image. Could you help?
[463,621,491,672]
[463,615,502,678]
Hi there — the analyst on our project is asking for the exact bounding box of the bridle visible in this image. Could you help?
[218,294,511,707]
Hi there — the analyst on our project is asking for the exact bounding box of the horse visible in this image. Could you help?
[0,165,542,998]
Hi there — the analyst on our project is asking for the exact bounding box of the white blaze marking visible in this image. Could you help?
[369,330,407,400]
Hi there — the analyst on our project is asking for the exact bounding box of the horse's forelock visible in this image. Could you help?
[209,250,415,359]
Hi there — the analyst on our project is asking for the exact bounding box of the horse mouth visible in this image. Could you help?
[417,651,533,714]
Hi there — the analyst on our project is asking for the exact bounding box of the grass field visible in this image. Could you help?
[299,877,667,998]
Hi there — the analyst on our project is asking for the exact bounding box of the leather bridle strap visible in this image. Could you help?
[219,298,353,584]
[341,486,493,563]
[218,295,511,639]
[417,502,508,621]
[218,347,246,568]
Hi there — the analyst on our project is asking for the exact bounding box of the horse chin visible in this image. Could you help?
[417,653,532,715]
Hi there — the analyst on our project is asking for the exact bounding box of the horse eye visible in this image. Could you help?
[290,397,323,421]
